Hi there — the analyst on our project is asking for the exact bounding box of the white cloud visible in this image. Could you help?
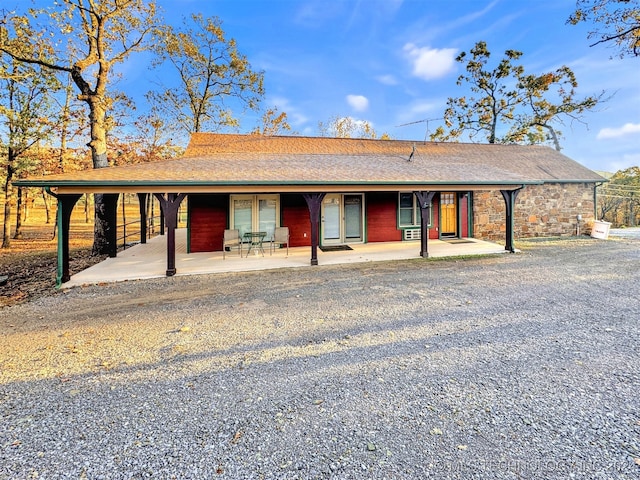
[346,94,369,112]
[376,74,398,86]
[596,123,640,140]
[403,43,457,81]
[268,95,309,126]
[409,101,438,115]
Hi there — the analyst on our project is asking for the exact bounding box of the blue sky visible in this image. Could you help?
[168,0,639,174]
[33,0,640,173]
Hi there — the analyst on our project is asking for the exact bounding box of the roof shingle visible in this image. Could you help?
[16,133,605,190]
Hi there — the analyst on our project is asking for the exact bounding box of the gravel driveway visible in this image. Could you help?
[1,237,639,479]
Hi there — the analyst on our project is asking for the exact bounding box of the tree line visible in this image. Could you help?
[1,0,638,250]
[598,167,640,227]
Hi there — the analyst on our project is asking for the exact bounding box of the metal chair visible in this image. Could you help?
[223,229,242,259]
[270,226,289,255]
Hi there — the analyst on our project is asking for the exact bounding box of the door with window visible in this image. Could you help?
[230,195,279,240]
[440,192,457,237]
[321,194,363,245]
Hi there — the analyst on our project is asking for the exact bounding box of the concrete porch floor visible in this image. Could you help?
[62,229,514,289]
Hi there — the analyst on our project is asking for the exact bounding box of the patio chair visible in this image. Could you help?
[223,229,242,259]
[270,226,289,256]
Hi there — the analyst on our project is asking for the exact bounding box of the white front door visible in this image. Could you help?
[321,194,363,245]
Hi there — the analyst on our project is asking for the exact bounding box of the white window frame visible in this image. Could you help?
[398,192,432,228]
[230,194,280,239]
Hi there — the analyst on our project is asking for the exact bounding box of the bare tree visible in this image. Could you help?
[431,41,604,150]
[147,14,264,136]
[1,31,62,248]
[568,0,640,57]
[251,107,294,136]
[319,115,390,139]
[1,0,159,254]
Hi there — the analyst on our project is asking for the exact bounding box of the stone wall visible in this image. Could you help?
[473,183,596,241]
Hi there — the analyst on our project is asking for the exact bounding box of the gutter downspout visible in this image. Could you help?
[594,182,605,220]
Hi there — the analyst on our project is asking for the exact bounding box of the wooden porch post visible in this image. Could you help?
[500,188,522,253]
[154,193,186,276]
[102,194,120,258]
[52,193,82,287]
[303,193,326,266]
[137,193,148,244]
[414,191,436,257]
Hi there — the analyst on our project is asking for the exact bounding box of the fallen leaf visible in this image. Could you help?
[231,430,243,444]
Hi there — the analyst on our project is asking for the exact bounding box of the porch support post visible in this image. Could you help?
[456,192,465,238]
[102,194,120,258]
[303,193,326,266]
[50,192,82,287]
[159,203,165,235]
[414,191,436,258]
[500,188,522,253]
[137,193,148,244]
[154,193,186,276]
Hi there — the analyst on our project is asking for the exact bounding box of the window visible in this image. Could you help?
[398,192,432,228]
[230,195,279,239]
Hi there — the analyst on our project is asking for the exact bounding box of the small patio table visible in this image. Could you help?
[243,231,267,257]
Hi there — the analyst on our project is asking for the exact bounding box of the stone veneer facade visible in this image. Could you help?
[473,183,597,240]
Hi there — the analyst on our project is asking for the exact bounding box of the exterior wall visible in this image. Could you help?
[472,183,596,241]
[281,194,312,247]
[187,190,479,252]
[430,197,440,239]
[460,194,470,237]
[366,192,402,242]
[188,194,228,252]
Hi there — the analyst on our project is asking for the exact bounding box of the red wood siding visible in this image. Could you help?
[281,194,311,247]
[460,194,469,237]
[366,192,401,242]
[430,197,440,239]
[189,194,228,252]
[187,191,473,253]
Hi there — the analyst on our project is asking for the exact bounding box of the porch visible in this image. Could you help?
[62,229,515,289]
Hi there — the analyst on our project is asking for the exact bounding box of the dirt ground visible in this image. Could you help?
[0,196,187,307]
[0,203,114,307]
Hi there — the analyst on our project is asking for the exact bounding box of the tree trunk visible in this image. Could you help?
[2,152,15,248]
[2,177,12,249]
[23,188,29,221]
[43,188,52,224]
[87,97,112,256]
[13,187,23,239]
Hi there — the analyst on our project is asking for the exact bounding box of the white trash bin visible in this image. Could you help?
[591,220,612,239]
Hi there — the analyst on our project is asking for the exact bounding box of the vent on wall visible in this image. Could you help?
[403,228,421,240]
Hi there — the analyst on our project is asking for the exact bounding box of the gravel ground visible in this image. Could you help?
[1,237,639,479]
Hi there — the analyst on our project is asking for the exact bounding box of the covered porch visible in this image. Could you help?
[61,228,513,289]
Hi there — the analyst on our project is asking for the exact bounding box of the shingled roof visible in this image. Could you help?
[16,133,605,194]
